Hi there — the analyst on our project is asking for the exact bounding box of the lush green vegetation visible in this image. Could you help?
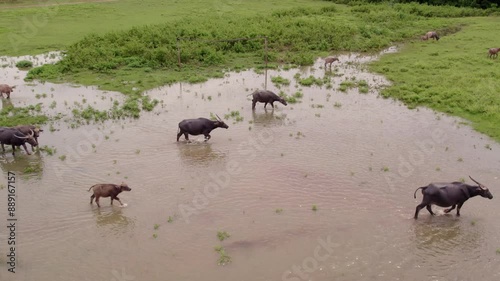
[369,17,500,142]
[24,2,478,95]
[0,103,48,126]
[2,0,499,141]
[327,0,500,9]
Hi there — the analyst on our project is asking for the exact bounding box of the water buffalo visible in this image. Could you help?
[413,176,493,219]
[0,84,16,99]
[15,125,42,152]
[422,31,439,41]
[89,182,132,208]
[251,90,287,110]
[324,56,339,69]
[0,127,37,155]
[488,48,500,58]
[177,115,229,142]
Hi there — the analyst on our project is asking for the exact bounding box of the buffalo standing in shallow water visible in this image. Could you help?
[251,90,287,110]
[0,127,37,155]
[177,115,229,142]
[0,84,16,99]
[413,176,493,219]
[15,125,43,152]
[89,183,132,208]
[324,56,339,69]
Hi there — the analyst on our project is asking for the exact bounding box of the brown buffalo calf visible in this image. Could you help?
[324,56,339,69]
[488,48,500,58]
[88,183,132,207]
[0,84,16,99]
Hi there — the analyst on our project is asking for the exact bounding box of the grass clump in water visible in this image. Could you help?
[217,231,231,241]
[271,76,291,87]
[214,246,231,266]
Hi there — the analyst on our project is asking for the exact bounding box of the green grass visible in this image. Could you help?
[0,103,48,127]
[369,17,500,142]
[214,246,231,265]
[24,2,470,94]
[217,231,231,242]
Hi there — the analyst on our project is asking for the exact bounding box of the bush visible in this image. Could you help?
[16,60,33,69]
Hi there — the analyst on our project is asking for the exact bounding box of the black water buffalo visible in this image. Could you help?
[89,182,132,208]
[251,90,287,110]
[15,125,42,152]
[413,176,493,219]
[177,115,229,142]
[0,127,37,155]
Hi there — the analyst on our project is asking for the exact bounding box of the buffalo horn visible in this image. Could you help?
[13,134,29,139]
[29,129,34,137]
[216,114,222,121]
[469,175,486,190]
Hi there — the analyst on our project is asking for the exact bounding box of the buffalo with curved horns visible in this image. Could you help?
[413,176,493,219]
[0,128,38,155]
[177,115,229,142]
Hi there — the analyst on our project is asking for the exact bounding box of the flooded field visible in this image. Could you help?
[0,48,499,281]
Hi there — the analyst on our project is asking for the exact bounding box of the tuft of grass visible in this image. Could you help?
[16,60,33,69]
[217,231,231,242]
[167,216,173,223]
[382,166,389,172]
[214,246,231,266]
[59,155,66,161]
[312,205,318,211]
[154,224,160,230]
[40,145,56,156]
[275,208,283,214]
[271,76,291,86]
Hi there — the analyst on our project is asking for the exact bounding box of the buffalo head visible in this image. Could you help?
[469,176,493,199]
[215,114,229,129]
[14,129,38,147]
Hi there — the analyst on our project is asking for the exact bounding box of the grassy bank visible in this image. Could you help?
[25,3,472,93]
[369,17,500,142]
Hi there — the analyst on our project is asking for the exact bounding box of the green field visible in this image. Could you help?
[0,0,499,142]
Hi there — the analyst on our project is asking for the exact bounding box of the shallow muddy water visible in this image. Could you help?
[0,49,499,281]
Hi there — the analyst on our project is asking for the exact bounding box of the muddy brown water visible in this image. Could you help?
[0,48,499,281]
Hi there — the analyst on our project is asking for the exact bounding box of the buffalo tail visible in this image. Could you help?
[413,186,426,198]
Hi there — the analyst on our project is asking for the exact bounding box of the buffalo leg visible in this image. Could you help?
[252,100,257,110]
[456,202,464,216]
[263,102,268,109]
[204,134,211,141]
[90,194,95,204]
[95,197,101,208]
[183,133,189,142]
[177,131,183,142]
[1,143,5,152]
[270,101,275,108]
[11,145,15,156]
[414,203,427,219]
[426,205,435,216]
[21,143,31,155]
[444,205,456,213]
[114,196,124,206]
